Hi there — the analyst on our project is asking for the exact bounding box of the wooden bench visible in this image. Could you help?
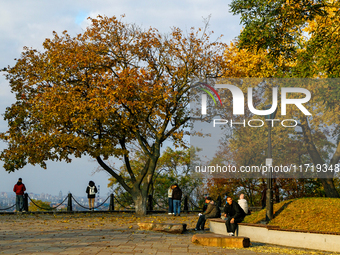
[137,222,187,234]
[192,233,250,248]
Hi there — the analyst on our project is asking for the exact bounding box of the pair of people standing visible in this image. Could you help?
[167,184,182,216]
[13,178,98,212]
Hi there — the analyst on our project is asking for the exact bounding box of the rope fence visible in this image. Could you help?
[113,195,135,210]
[27,194,68,211]
[0,192,203,213]
[0,204,15,211]
[189,198,201,210]
[72,195,110,210]
[152,197,167,210]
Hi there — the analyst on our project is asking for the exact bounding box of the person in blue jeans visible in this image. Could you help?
[13,178,26,212]
[172,184,182,216]
[168,185,174,215]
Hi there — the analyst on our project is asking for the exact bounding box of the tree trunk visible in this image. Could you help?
[319,178,339,198]
[133,192,147,216]
[97,156,152,215]
[300,116,339,198]
[97,139,161,216]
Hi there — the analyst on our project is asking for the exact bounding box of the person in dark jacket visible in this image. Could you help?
[223,196,246,236]
[172,184,182,216]
[13,178,26,212]
[202,195,208,212]
[195,197,220,231]
[86,181,97,211]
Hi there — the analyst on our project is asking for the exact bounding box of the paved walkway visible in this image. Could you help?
[0,213,338,255]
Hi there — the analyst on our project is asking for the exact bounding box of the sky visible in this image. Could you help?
[0,0,242,198]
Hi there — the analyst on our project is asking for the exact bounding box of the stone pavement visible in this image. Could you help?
[0,228,256,255]
[0,213,338,255]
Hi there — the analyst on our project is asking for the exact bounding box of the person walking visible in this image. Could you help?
[172,184,182,216]
[13,178,26,212]
[168,185,174,215]
[195,197,220,231]
[86,181,97,211]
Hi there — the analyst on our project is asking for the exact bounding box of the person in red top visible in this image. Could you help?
[13,178,26,212]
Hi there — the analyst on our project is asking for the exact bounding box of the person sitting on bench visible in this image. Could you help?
[223,196,246,236]
[195,197,220,231]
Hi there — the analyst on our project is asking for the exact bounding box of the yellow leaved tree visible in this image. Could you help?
[210,38,339,198]
[0,16,227,215]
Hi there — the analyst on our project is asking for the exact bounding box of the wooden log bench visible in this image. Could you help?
[137,222,187,234]
[192,233,250,248]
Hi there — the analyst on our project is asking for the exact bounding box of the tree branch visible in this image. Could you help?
[96,156,132,193]
[119,138,136,183]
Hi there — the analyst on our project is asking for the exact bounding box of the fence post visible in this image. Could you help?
[109,194,114,211]
[67,193,72,212]
[217,195,222,207]
[148,194,153,211]
[23,193,29,212]
[184,195,188,213]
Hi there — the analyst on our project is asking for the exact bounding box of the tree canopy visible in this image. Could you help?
[226,0,340,197]
[0,15,227,214]
[229,0,328,59]
[230,0,340,79]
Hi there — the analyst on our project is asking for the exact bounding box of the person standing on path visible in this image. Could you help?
[168,185,174,215]
[172,184,182,216]
[13,178,26,212]
[86,181,97,211]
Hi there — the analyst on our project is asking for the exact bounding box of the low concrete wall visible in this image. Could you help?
[209,219,340,253]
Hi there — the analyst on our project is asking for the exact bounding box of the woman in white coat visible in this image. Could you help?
[238,194,248,214]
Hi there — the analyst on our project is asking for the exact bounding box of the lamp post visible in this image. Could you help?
[264,104,277,222]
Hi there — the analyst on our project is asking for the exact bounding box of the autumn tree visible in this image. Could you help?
[149,146,203,207]
[0,16,227,215]
[108,146,203,210]
[29,200,53,212]
[229,0,328,59]
[221,2,340,197]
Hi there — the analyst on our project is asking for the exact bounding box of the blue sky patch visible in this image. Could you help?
[75,11,88,25]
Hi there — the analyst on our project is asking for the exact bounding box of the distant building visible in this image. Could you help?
[0,192,8,198]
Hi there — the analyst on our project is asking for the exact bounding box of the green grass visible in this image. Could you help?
[244,197,340,232]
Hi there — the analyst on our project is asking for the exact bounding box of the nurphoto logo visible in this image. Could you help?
[196,83,312,128]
